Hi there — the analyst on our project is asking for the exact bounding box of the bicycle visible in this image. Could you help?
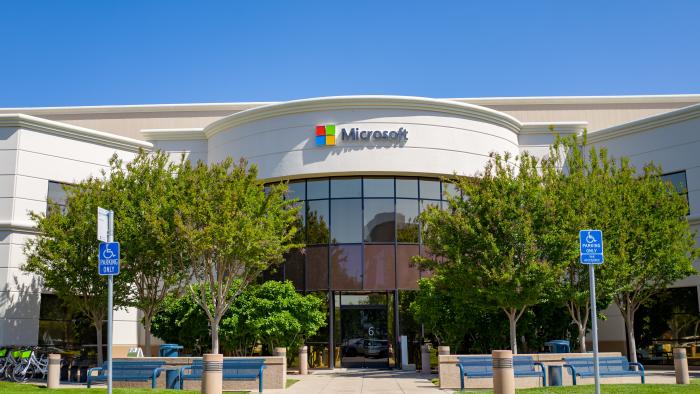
[11,347,48,382]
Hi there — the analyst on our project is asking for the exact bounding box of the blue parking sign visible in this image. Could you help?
[98,242,120,275]
[579,230,603,264]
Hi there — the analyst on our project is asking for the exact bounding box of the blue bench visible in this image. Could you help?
[87,360,166,388]
[179,358,266,393]
[456,356,546,390]
[563,356,645,385]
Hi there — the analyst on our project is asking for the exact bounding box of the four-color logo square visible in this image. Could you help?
[315,124,336,146]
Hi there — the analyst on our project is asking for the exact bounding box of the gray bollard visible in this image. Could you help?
[47,354,60,388]
[299,346,308,375]
[274,347,286,382]
[492,350,515,394]
[421,344,431,374]
[674,347,690,384]
[201,353,223,394]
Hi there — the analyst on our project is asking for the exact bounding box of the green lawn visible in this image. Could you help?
[456,379,700,394]
[0,381,248,393]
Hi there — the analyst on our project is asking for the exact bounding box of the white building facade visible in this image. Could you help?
[1,95,699,364]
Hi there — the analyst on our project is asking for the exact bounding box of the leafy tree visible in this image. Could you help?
[417,151,559,354]
[175,159,302,353]
[23,179,132,365]
[150,287,210,355]
[107,151,191,356]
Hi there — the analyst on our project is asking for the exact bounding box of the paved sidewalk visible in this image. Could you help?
[277,369,448,394]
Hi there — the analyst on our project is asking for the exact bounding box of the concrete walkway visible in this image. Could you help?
[278,369,448,394]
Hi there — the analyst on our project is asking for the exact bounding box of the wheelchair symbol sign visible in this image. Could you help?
[98,242,120,275]
[579,230,603,264]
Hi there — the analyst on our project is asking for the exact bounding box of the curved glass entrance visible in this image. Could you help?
[337,293,391,368]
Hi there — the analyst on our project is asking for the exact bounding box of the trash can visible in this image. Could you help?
[159,344,183,357]
[548,365,563,386]
[544,340,570,353]
[165,369,180,389]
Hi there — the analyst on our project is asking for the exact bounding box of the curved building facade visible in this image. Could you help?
[1,94,700,367]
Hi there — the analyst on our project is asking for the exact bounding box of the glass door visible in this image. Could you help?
[339,293,390,368]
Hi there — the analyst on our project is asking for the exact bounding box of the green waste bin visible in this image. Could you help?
[159,344,183,357]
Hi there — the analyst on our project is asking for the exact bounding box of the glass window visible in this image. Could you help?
[396,178,418,198]
[442,181,460,199]
[47,181,68,215]
[364,245,395,290]
[419,179,441,200]
[397,245,420,289]
[420,199,441,214]
[396,199,419,243]
[363,178,394,198]
[662,171,688,193]
[330,199,362,243]
[285,249,305,290]
[364,199,395,243]
[287,181,306,200]
[307,178,329,199]
[306,246,329,290]
[307,200,329,244]
[331,245,362,290]
[331,178,362,198]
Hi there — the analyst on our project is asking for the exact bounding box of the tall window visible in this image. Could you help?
[661,171,689,214]
[47,181,69,215]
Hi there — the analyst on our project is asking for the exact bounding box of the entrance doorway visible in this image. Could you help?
[338,293,391,368]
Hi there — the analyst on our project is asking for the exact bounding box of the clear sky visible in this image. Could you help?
[2,1,700,107]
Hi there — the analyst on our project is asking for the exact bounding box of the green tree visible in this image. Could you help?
[150,287,210,355]
[107,151,191,356]
[417,151,559,354]
[175,158,302,353]
[23,179,132,365]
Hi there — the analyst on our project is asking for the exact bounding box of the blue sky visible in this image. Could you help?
[2,1,699,106]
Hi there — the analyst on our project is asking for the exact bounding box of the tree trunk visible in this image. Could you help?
[211,321,220,354]
[507,310,518,354]
[577,324,587,353]
[625,310,638,364]
[96,323,104,366]
[143,319,152,357]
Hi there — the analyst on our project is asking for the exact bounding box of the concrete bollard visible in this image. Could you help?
[492,350,515,394]
[201,353,223,394]
[299,346,308,375]
[274,347,287,381]
[674,347,690,384]
[421,344,431,374]
[438,346,450,356]
[47,354,60,388]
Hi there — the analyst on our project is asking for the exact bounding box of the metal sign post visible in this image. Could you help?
[98,208,118,394]
[580,229,603,394]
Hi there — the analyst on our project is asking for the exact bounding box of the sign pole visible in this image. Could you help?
[589,264,601,394]
[107,210,113,394]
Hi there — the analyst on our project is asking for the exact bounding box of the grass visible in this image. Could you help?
[0,381,249,393]
[454,379,700,394]
[286,378,299,388]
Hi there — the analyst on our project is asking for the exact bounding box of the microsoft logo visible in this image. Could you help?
[315,124,336,146]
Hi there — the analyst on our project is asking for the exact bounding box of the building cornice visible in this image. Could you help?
[452,94,700,106]
[0,102,270,116]
[587,103,700,143]
[520,121,588,135]
[141,128,206,141]
[0,113,152,152]
[203,95,524,138]
[0,220,38,234]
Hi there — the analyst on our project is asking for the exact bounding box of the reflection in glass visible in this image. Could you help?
[331,245,362,289]
[330,199,362,243]
[442,181,459,199]
[396,199,419,243]
[364,245,396,290]
[307,178,329,199]
[307,200,329,244]
[419,179,441,200]
[420,199,441,214]
[364,199,395,243]
[363,178,394,198]
[292,201,306,243]
[397,245,420,289]
[331,178,362,198]
[285,249,305,290]
[287,181,306,200]
[396,178,418,198]
[306,246,329,290]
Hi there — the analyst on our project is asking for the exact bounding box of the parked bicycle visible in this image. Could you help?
[0,346,52,382]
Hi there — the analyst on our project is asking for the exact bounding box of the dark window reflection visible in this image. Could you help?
[285,249,305,290]
[331,245,362,289]
[307,246,329,290]
[330,199,362,243]
[363,178,394,198]
[307,178,329,199]
[364,199,395,243]
[396,178,418,198]
[396,199,419,243]
[287,181,306,200]
[331,178,362,198]
[420,199,441,214]
[307,200,329,244]
[364,245,395,290]
[47,181,69,215]
[397,245,420,289]
[419,179,441,200]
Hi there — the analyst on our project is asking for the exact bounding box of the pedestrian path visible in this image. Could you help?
[278,369,449,394]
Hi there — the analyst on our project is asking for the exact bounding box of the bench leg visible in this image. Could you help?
[259,375,263,393]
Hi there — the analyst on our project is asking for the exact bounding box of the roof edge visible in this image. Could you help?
[588,103,700,143]
[141,128,206,141]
